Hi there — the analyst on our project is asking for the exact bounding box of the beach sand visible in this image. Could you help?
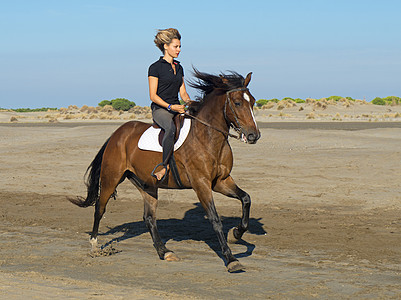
[0,104,400,298]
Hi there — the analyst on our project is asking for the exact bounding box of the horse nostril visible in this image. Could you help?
[247,133,256,142]
[246,131,260,143]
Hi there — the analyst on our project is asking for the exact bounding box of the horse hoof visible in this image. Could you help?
[227,228,240,244]
[89,237,99,252]
[164,252,180,262]
[227,260,245,273]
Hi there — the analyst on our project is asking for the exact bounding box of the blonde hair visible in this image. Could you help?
[154,28,181,53]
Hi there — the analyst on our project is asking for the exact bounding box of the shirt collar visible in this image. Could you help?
[159,56,180,65]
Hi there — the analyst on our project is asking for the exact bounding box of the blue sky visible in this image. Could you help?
[1,0,400,108]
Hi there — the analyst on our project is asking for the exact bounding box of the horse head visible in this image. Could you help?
[222,72,261,144]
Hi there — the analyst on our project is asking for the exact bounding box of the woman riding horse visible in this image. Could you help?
[70,66,260,273]
[148,28,191,181]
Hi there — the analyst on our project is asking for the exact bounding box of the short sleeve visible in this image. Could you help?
[148,62,159,78]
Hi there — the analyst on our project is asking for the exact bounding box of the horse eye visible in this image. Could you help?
[234,102,241,107]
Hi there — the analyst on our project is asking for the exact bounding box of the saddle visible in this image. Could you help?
[152,114,185,147]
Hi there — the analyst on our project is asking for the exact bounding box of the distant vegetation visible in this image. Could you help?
[371,96,400,106]
[98,98,136,111]
[2,95,400,112]
[255,96,401,108]
[0,107,58,112]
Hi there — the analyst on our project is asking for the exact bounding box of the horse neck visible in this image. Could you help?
[196,91,228,131]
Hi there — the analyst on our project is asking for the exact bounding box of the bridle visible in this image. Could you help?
[184,87,249,140]
[224,87,249,136]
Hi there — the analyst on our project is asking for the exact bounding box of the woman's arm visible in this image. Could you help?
[149,76,169,108]
[179,78,191,103]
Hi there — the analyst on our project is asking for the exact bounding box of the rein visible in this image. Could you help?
[184,87,249,140]
[183,112,239,139]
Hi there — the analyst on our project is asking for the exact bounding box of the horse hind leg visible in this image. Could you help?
[138,188,179,261]
[90,172,124,252]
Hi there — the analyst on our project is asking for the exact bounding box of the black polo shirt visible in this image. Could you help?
[148,57,184,111]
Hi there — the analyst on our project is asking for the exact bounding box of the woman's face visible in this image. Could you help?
[164,38,181,58]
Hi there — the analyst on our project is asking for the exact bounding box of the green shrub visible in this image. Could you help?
[327,96,342,102]
[383,96,400,105]
[346,97,355,101]
[282,97,294,101]
[110,98,136,111]
[256,99,269,107]
[98,98,136,111]
[372,97,386,105]
[98,100,112,107]
[294,98,305,103]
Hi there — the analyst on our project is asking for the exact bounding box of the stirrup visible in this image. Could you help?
[151,163,168,182]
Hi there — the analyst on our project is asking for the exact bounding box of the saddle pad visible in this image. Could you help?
[138,118,191,152]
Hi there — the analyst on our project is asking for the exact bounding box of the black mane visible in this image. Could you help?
[187,68,245,114]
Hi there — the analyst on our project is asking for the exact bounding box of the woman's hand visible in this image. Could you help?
[170,104,186,114]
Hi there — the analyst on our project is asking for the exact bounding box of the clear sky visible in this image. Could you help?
[1,0,400,108]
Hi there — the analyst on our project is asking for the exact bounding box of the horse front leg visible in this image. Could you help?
[139,188,179,262]
[193,181,245,273]
[213,176,251,243]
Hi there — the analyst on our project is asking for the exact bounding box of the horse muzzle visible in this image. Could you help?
[241,130,261,144]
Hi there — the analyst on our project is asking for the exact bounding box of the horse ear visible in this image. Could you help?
[244,72,252,87]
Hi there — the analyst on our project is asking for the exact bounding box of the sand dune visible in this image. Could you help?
[2,101,401,124]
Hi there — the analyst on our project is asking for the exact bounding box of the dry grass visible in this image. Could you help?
[355,100,368,104]
[261,102,275,109]
[278,111,293,118]
[332,113,342,121]
[99,113,108,120]
[101,105,114,113]
[276,100,296,110]
[130,106,150,114]
[87,106,98,114]
[306,112,316,119]
[306,98,317,104]
[314,101,327,110]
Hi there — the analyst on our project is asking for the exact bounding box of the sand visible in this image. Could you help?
[0,105,401,298]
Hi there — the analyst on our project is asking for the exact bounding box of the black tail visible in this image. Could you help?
[69,138,110,207]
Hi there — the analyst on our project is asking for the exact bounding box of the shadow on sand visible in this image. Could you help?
[97,203,266,261]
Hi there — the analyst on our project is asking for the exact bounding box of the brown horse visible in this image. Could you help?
[70,69,260,272]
